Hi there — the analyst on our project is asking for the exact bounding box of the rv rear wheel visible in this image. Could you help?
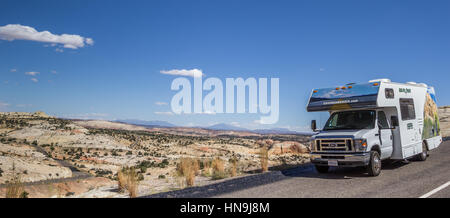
[417,142,428,161]
[314,165,329,173]
[367,151,381,176]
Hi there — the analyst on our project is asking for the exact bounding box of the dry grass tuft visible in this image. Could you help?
[229,156,238,177]
[5,163,28,198]
[117,166,139,198]
[117,169,126,192]
[201,159,212,177]
[259,147,269,172]
[5,176,26,198]
[211,157,226,180]
[176,157,200,187]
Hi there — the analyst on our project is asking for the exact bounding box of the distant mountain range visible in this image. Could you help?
[115,120,311,135]
[252,128,300,135]
[205,123,249,131]
[204,123,312,135]
[115,119,175,128]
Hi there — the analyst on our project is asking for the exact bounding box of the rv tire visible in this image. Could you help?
[367,151,381,176]
[417,141,428,161]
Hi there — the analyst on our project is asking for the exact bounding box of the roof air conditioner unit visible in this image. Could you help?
[418,83,428,87]
[368,78,391,83]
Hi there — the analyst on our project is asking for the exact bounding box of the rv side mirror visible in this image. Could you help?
[311,120,317,131]
[391,116,399,127]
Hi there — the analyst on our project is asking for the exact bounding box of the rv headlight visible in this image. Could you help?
[354,139,367,152]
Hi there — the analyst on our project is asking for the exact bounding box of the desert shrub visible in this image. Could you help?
[176,158,199,187]
[211,157,226,180]
[158,174,166,179]
[19,191,29,198]
[138,173,144,181]
[159,159,169,168]
[94,169,112,177]
[260,147,269,172]
[117,166,139,198]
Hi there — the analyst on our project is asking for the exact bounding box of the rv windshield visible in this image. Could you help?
[323,110,375,130]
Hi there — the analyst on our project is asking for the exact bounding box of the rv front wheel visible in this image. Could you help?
[314,165,329,173]
[417,142,428,161]
[367,151,381,176]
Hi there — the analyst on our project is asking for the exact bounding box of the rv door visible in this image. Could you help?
[378,111,393,159]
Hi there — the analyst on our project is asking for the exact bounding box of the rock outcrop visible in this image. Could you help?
[438,106,450,138]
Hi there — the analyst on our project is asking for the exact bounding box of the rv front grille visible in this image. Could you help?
[315,138,354,152]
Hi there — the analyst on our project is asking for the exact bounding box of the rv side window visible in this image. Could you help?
[399,98,416,120]
[385,88,394,99]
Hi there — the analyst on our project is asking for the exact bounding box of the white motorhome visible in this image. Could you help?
[307,79,442,176]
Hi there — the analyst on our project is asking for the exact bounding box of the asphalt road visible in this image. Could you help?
[145,140,450,198]
[0,143,92,188]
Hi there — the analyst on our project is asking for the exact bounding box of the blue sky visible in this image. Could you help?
[1,0,449,131]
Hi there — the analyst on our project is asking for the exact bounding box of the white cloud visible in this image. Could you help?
[55,48,64,52]
[253,119,273,125]
[183,110,216,115]
[10,69,17,72]
[201,110,216,115]
[25,71,39,76]
[253,119,262,124]
[160,69,203,78]
[0,24,94,49]
[51,70,58,74]
[319,68,325,72]
[230,122,241,127]
[85,38,94,45]
[16,104,32,108]
[0,101,10,111]
[155,101,168,106]
[154,111,174,115]
[31,78,38,83]
[0,102,10,107]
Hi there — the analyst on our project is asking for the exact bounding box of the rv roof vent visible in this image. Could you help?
[368,78,391,83]
[407,82,417,85]
[418,83,428,87]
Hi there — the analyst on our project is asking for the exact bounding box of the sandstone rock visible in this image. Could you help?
[438,106,450,137]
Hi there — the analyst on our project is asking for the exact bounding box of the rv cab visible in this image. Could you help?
[307,79,442,176]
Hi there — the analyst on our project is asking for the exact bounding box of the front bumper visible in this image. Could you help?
[310,152,370,167]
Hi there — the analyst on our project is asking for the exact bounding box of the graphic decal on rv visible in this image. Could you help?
[423,87,440,139]
[307,83,380,111]
[399,88,411,93]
